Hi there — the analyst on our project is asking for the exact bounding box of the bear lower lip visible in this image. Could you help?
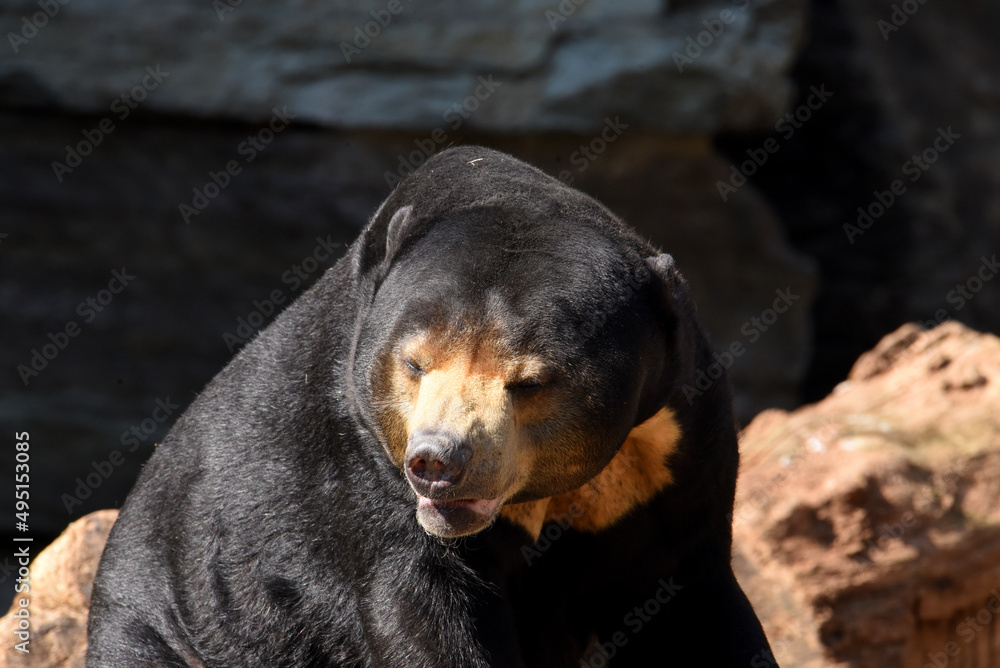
[418,496,498,513]
[415,496,502,537]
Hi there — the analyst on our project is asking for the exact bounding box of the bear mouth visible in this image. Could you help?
[415,495,503,538]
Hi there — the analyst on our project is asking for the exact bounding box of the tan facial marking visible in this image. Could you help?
[500,407,681,538]
[384,330,548,496]
[408,362,508,442]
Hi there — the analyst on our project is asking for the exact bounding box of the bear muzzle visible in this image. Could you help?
[404,430,509,537]
[404,430,472,493]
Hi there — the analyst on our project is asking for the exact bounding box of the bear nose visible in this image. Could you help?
[405,432,472,492]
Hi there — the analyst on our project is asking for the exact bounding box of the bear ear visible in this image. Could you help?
[385,205,417,260]
[644,252,702,402]
[352,204,420,283]
[645,253,678,287]
[645,253,690,316]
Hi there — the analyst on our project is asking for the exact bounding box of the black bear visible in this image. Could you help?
[87,146,775,667]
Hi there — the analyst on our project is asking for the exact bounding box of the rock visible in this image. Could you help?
[713,0,1000,403]
[0,510,117,668]
[0,0,804,133]
[837,0,1000,335]
[734,322,1000,667]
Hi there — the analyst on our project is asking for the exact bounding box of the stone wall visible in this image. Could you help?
[2,0,803,132]
[715,0,1000,399]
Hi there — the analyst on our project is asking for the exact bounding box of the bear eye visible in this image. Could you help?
[402,358,425,378]
[506,378,545,395]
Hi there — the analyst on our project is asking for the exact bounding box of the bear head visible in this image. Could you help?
[346,148,694,538]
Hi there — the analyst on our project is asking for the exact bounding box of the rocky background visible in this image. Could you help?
[1,0,999,662]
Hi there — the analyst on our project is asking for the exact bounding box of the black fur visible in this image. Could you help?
[87,146,774,667]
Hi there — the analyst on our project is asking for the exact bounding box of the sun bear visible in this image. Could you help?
[87,146,774,667]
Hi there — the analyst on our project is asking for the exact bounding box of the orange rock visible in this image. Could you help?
[735,322,1000,667]
[0,510,117,668]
